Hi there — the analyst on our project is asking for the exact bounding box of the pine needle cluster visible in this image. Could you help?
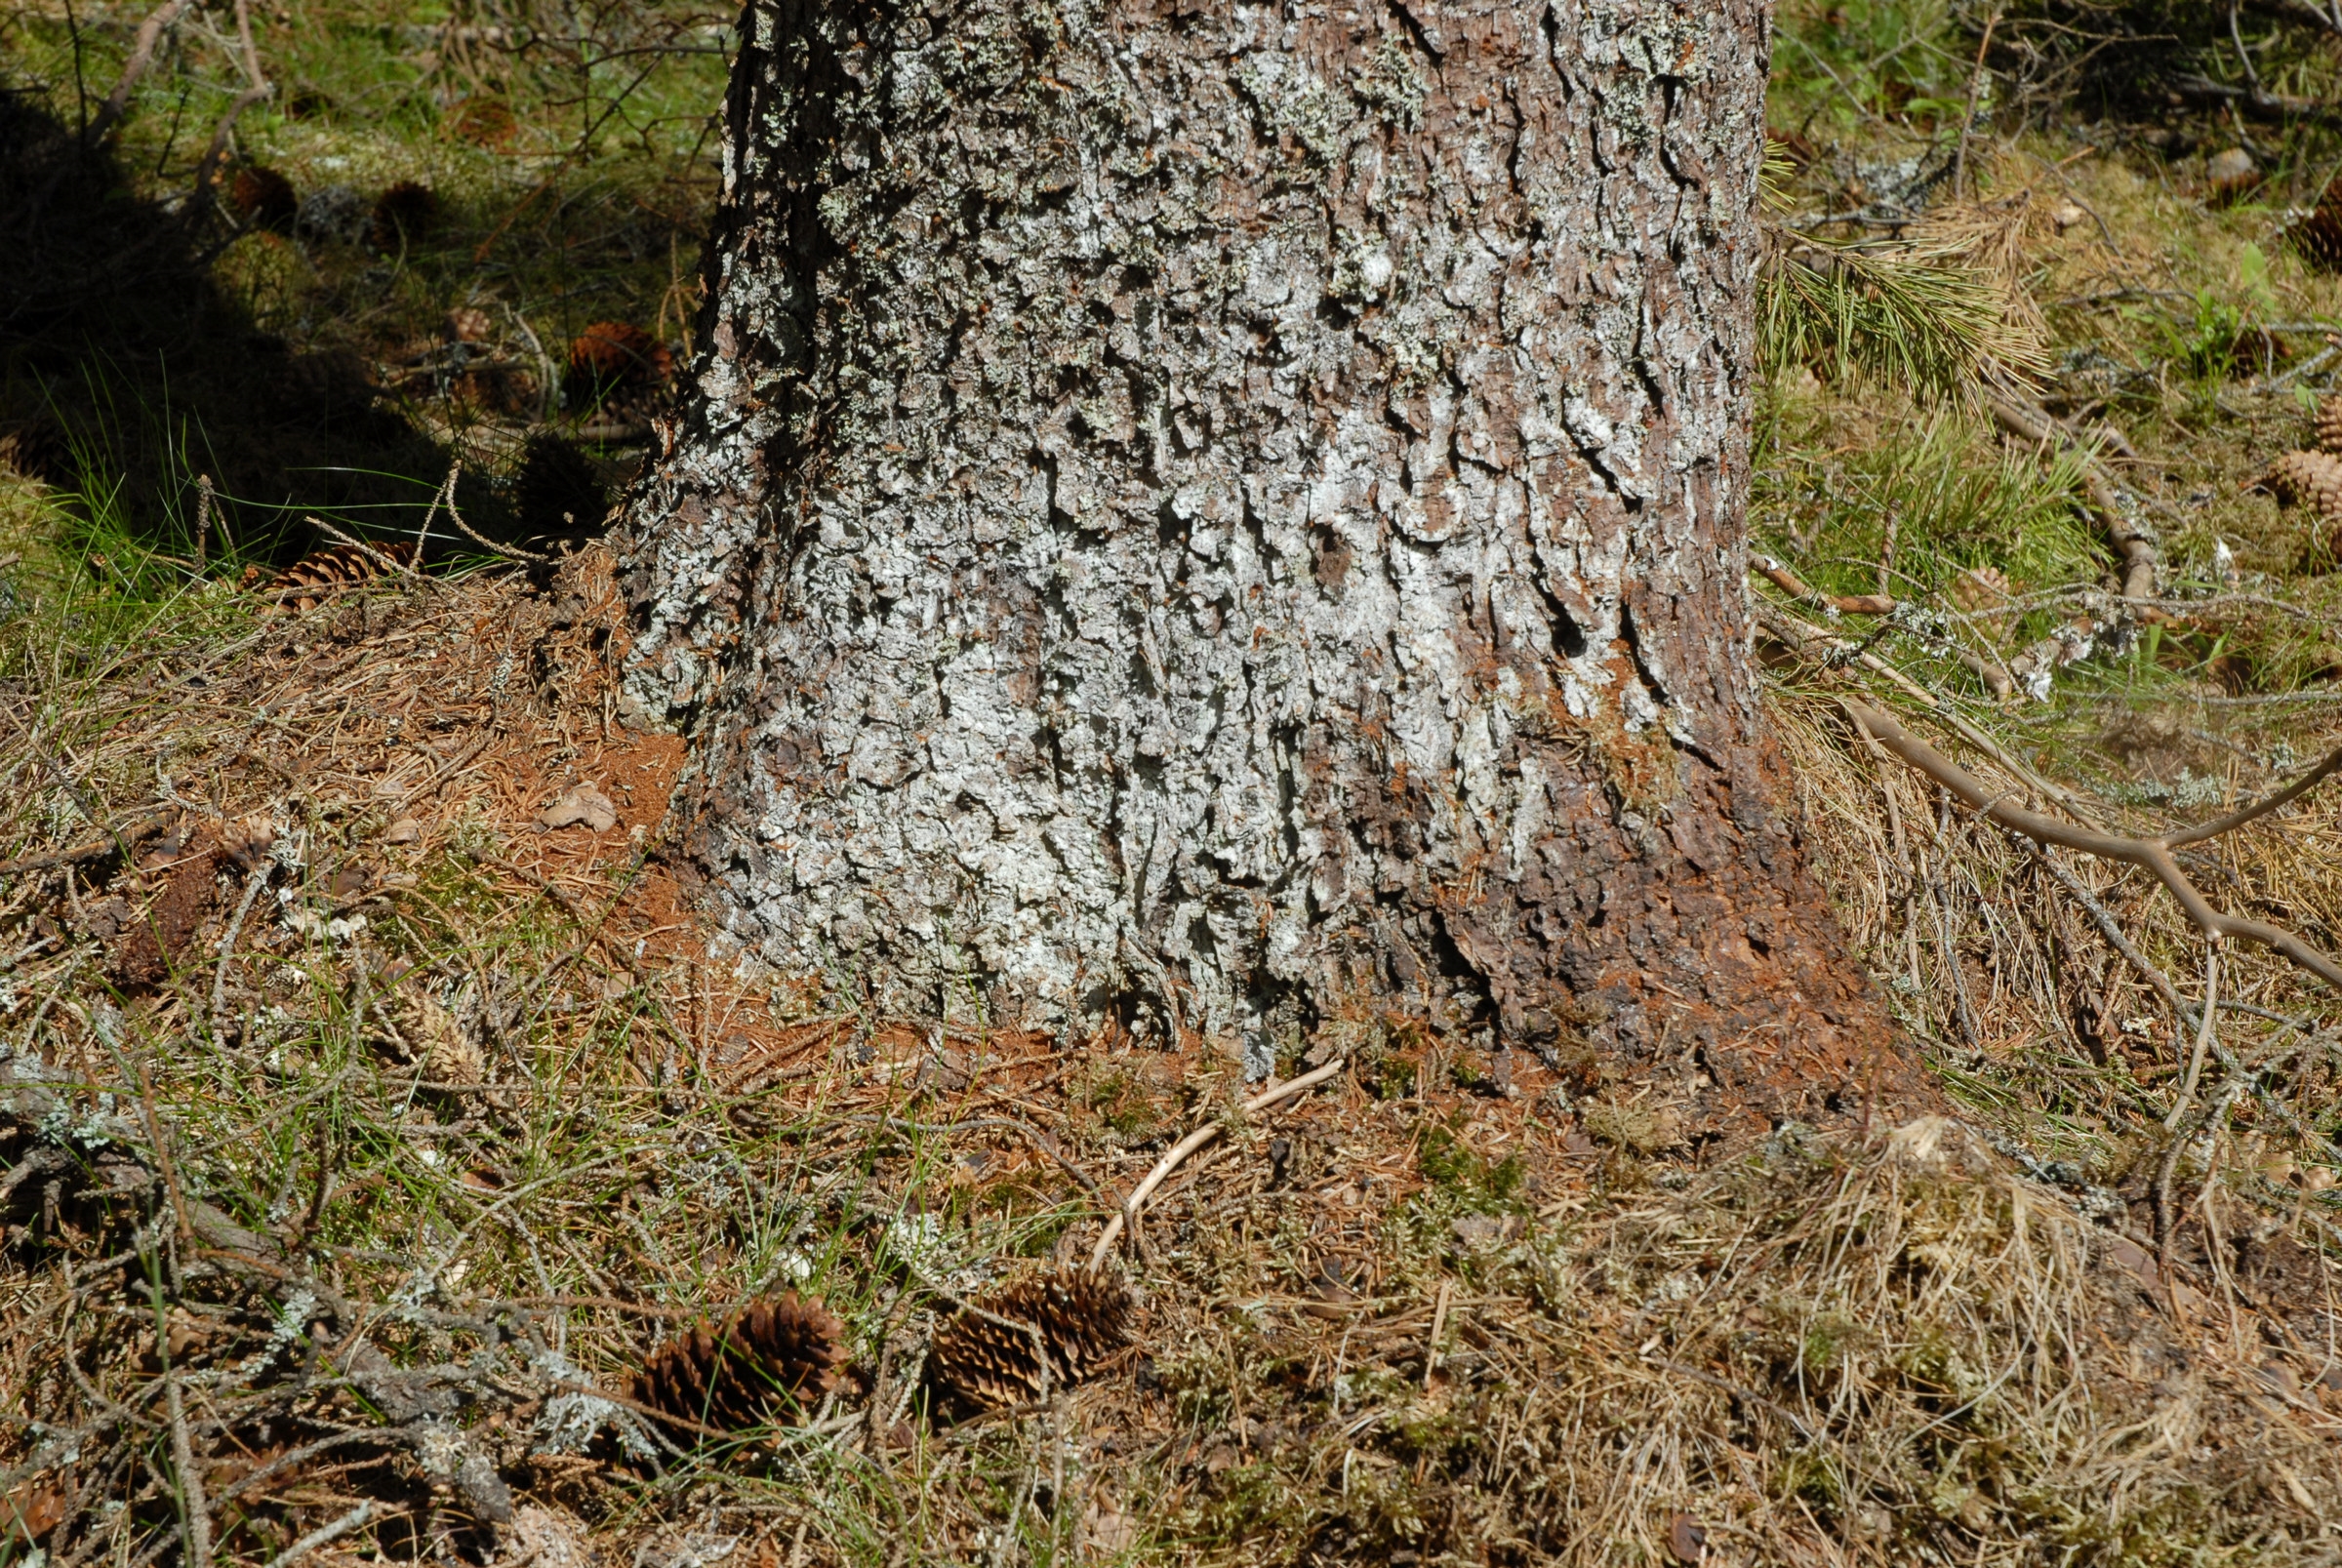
[1760,235,2049,402]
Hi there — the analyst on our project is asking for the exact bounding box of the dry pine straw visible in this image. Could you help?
[2,556,2342,1565]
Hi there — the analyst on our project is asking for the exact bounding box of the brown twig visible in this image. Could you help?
[0,818,167,878]
[183,0,272,228]
[84,0,201,147]
[164,1370,215,1568]
[2169,942,2223,1128]
[440,485,553,564]
[1753,555,1898,617]
[1846,701,2342,994]
[1090,1059,1347,1266]
[1950,9,2001,201]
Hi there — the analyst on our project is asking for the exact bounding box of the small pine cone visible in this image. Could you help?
[631,1293,846,1433]
[2316,394,2342,456]
[567,321,672,391]
[271,541,418,611]
[228,165,297,229]
[2263,449,2342,518]
[369,181,437,251]
[929,1267,1133,1412]
[2294,199,2342,274]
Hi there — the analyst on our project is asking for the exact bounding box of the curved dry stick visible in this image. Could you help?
[84,0,201,147]
[1089,1059,1346,1268]
[2169,942,2222,1128]
[2167,739,2342,847]
[211,863,271,1025]
[1846,702,2342,996]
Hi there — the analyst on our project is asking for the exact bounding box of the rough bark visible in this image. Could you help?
[616,0,1923,1127]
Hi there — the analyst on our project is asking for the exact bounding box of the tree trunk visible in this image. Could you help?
[616,0,1923,1127]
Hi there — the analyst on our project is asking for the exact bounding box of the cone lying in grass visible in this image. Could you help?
[370,181,437,252]
[631,1293,847,1434]
[243,541,421,613]
[928,1267,1132,1412]
[2316,392,2342,456]
[227,165,298,230]
[2259,449,2342,568]
[2291,196,2342,273]
[567,321,672,394]
[2262,449,2342,515]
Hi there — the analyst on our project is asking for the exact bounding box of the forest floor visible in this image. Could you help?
[6,3,2342,1566]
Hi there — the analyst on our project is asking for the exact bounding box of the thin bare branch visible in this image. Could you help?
[183,0,271,227]
[1846,701,2342,996]
[2165,739,2342,847]
[1090,1059,1346,1266]
[84,0,200,148]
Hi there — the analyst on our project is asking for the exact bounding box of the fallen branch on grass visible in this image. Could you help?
[182,0,273,230]
[0,818,168,878]
[83,0,201,148]
[1752,555,1897,617]
[1760,605,2102,823]
[1845,701,2342,995]
[1753,559,2015,699]
[1090,1059,1346,1267]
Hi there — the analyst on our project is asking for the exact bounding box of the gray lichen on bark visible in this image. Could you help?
[618,0,1910,1117]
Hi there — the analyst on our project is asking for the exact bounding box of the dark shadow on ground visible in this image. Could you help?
[0,88,453,565]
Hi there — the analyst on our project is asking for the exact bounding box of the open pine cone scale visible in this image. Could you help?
[928,1266,1134,1412]
[631,1292,846,1434]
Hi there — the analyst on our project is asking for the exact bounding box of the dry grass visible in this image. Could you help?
[6,2,2342,1562]
[0,533,2337,1568]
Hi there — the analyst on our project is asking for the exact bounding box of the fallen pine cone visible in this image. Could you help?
[2292,196,2342,274]
[227,165,297,230]
[631,1293,846,1433]
[2259,450,2342,569]
[567,321,672,392]
[250,540,420,612]
[370,180,437,251]
[928,1266,1132,1412]
[2262,449,2342,510]
[2316,392,2342,456]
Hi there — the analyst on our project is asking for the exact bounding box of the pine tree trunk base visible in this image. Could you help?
[615,0,1934,1133]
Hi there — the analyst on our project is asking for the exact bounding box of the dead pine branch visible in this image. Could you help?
[182,0,272,230]
[1844,702,2342,996]
[1759,605,2097,822]
[1753,558,2014,699]
[83,0,201,149]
